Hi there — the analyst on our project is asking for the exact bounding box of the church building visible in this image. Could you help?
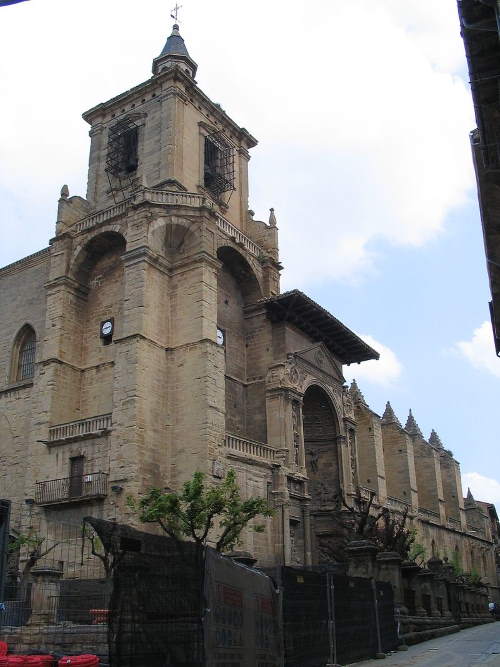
[0,23,498,592]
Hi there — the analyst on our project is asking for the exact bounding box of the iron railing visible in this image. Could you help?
[35,472,108,505]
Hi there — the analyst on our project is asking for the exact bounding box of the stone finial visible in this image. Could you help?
[60,184,69,199]
[381,401,401,427]
[465,487,477,508]
[404,409,423,438]
[350,379,367,406]
[269,208,277,227]
[429,429,443,449]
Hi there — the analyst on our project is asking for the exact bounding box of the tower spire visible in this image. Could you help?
[152,22,198,78]
[381,401,401,427]
[405,409,423,438]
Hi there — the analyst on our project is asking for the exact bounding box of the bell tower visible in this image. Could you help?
[35,21,281,516]
[82,22,260,235]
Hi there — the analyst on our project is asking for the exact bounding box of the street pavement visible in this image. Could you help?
[348,622,500,666]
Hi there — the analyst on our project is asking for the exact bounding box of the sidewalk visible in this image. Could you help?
[347,622,500,666]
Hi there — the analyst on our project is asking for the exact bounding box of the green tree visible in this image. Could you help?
[83,524,121,578]
[128,470,273,557]
[9,532,60,579]
[8,530,61,602]
[408,535,426,565]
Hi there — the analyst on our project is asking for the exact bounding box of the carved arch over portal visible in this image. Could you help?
[301,376,344,431]
[302,384,342,510]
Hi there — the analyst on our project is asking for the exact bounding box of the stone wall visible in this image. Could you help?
[346,543,493,647]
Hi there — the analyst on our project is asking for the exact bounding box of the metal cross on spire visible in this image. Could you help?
[170,3,182,22]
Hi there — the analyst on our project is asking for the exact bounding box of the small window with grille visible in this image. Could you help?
[17,327,36,381]
[203,131,235,198]
[105,119,139,176]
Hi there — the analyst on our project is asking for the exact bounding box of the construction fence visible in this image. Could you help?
[1,506,398,666]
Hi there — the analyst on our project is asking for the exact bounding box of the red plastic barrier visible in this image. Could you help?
[0,642,7,656]
[7,658,28,666]
[57,657,99,666]
[25,657,54,666]
[0,658,8,667]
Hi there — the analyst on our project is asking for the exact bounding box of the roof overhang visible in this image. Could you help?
[263,290,379,364]
[458,0,500,356]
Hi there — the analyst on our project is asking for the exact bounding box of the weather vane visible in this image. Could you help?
[171,3,182,22]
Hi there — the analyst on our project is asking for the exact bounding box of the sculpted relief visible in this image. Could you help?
[343,387,355,419]
[291,401,301,465]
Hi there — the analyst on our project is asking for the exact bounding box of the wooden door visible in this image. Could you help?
[69,456,84,497]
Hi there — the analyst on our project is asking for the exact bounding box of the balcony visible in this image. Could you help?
[73,189,264,259]
[225,434,276,462]
[48,414,112,443]
[35,472,108,506]
[214,214,261,258]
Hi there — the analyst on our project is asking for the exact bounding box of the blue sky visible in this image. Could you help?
[1,0,499,503]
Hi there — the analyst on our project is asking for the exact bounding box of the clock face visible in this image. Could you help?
[216,327,225,346]
[101,320,113,337]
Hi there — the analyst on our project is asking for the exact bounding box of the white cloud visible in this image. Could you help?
[0,0,475,286]
[455,321,500,378]
[462,472,500,506]
[343,334,403,387]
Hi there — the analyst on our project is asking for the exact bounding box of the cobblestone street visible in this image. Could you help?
[350,623,500,666]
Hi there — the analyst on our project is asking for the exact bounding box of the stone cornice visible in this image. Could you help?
[0,247,50,277]
[113,332,166,351]
[225,451,275,470]
[169,250,221,274]
[88,123,105,137]
[121,245,169,271]
[82,65,257,149]
[40,357,81,373]
[0,380,33,397]
[45,275,89,297]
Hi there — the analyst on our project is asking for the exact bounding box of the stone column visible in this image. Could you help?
[427,557,452,619]
[376,551,404,610]
[266,387,305,472]
[303,501,312,567]
[86,122,105,204]
[271,463,291,566]
[29,566,63,625]
[401,561,422,617]
[415,569,433,617]
[345,540,378,579]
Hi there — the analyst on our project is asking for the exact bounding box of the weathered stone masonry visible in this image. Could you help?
[0,23,498,596]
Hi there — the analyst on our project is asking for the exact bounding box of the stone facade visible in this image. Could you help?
[352,388,500,601]
[1,24,498,597]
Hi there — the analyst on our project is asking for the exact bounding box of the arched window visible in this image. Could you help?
[13,325,36,381]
